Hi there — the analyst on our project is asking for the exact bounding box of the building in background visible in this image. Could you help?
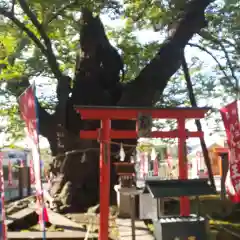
[0,148,31,200]
[1,148,31,166]
[188,142,225,178]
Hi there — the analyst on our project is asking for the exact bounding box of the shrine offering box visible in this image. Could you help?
[153,215,207,240]
[145,178,216,240]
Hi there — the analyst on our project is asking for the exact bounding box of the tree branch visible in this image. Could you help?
[188,42,237,92]
[11,0,16,14]
[0,7,46,54]
[47,0,78,24]
[36,99,53,134]
[118,0,214,106]
[0,4,61,152]
[200,30,240,55]
[72,8,123,106]
[18,0,63,81]
[17,0,72,117]
[0,6,62,82]
[181,52,215,189]
[36,99,58,154]
[199,30,238,89]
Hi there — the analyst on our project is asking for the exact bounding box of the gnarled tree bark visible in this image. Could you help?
[1,0,214,212]
[47,0,213,213]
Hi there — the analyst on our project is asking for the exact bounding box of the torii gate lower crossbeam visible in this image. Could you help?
[75,106,210,240]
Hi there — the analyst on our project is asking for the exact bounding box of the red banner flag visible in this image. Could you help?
[20,159,24,168]
[30,159,35,184]
[139,153,145,178]
[19,85,38,145]
[19,84,48,234]
[167,154,173,168]
[220,101,240,202]
[153,158,159,176]
[144,152,149,176]
[196,151,203,175]
[8,160,13,187]
[36,196,49,224]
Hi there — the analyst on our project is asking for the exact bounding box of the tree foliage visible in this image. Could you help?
[0,0,239,211]
[0,0,238,139]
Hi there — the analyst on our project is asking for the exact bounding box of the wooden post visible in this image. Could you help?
[130,195,136,240]
[220,153,229,201]
[99,119,111,240]
[178,118,190,216]
[27,167,31,196]
[18,168,23,199]
[214,148,229,201]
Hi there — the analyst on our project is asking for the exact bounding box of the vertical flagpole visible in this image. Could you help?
[236,73,239,101]
[8,160,13,187]
[237,75,239,126]
[32,82,47,240]
[30,160,35,184]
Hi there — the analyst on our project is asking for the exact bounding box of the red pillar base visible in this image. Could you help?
[180,197,190,216]
[99,119,111,240]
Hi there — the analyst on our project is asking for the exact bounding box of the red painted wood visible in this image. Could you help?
[80,130,204,139]
[75,107,209,120]
[214,147,229,154]
[99,119,111,240]
[76,106,211,234]
[117,173,135,176]
[178,118,190,216]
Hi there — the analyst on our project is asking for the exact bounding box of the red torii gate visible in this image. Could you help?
[75,106,210,240]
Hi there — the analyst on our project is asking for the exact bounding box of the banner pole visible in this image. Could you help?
[32,82,47,240]
[19,82,47,239]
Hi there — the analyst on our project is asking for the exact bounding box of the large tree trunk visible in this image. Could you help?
[39,0,213,213]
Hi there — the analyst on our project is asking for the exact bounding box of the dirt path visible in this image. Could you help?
[116,218,154,240]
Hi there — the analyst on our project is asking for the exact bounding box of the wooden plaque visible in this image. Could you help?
[137,112,152,138]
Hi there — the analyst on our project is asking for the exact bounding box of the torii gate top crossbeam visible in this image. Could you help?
[74,106,210,120]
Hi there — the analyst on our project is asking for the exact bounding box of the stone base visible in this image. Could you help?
[139,193,163,220]
[114,185,139,218]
